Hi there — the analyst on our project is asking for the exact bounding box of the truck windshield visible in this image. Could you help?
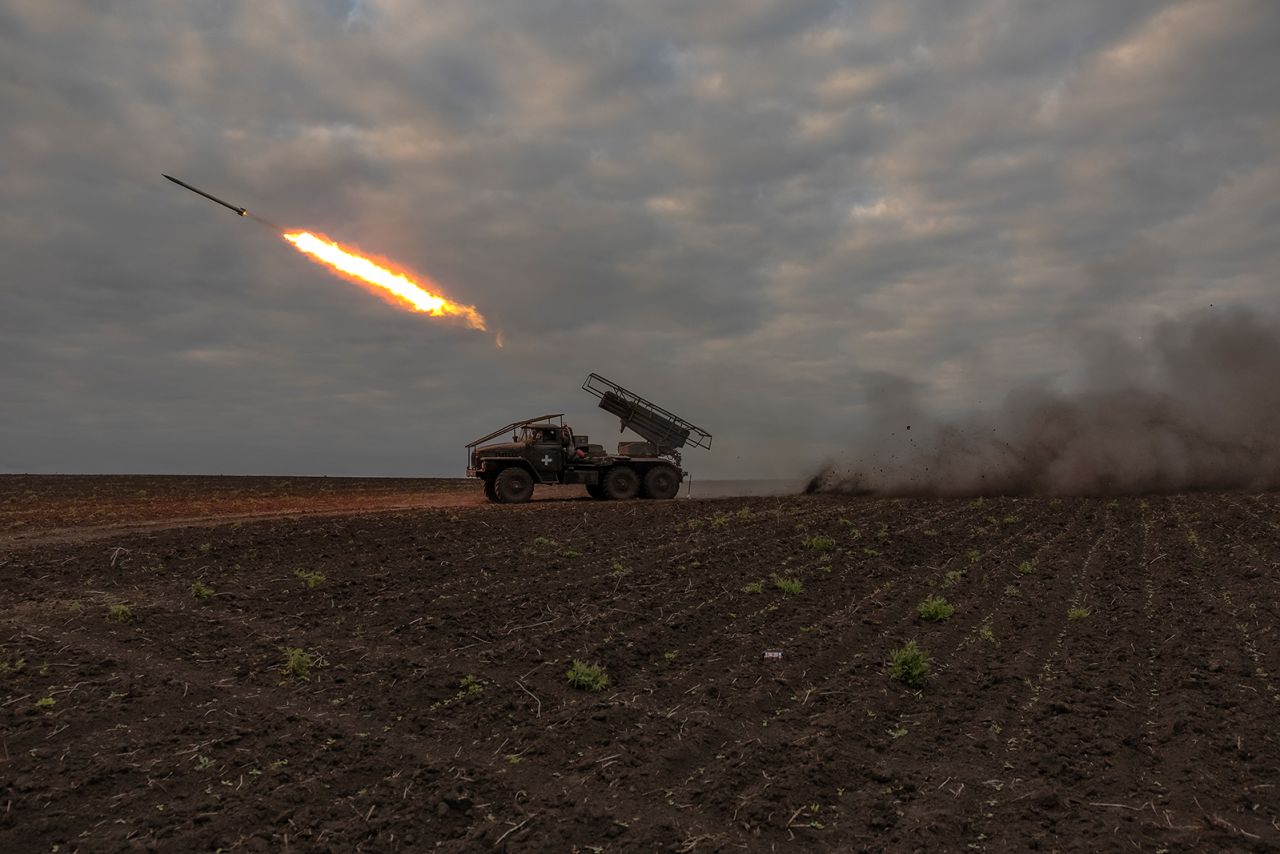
[520,427,560,443]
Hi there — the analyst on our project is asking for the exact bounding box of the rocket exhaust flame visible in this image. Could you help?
[283,231,486,330]
[162,173,488,332]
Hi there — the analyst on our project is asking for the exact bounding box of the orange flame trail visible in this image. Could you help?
[283,231,486,331]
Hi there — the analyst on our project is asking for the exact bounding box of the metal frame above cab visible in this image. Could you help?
[464,413,564,467]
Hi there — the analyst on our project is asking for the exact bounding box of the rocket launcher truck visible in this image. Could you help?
[465,373,712,503]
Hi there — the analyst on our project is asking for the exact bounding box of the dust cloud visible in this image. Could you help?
[807,305,1280,497]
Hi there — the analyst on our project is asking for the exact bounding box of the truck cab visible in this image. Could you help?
[510,423,570,480]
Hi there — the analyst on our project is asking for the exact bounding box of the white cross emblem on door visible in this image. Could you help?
[541,455,554,466]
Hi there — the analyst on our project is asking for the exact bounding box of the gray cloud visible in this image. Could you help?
[0,0,1277,479]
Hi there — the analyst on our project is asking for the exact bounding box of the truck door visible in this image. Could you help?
[532,429,563,482]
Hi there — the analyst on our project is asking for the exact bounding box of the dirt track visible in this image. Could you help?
[0,475,583,547]
[2,477,1278,851]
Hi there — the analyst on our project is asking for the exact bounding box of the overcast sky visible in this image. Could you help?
[1,0,1276,479]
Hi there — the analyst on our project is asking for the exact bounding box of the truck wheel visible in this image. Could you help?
[482,476,499,503]
[602,466,640,500]
[494,468,535,504]
[586,483,608,500]
[642,464,681,500]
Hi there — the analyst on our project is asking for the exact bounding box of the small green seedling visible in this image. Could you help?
[887,640,931,688]
[430,675,486,710]
[281,647,323,679]
[107,604,133,623]
[0,658,25,676]
[36,696,55,709]
[741,581,764,594]
[566,660,609,691]
[448,675,483,701]
[1068,607,1091,621]
[804,535,835,551]
[772,575,804,595]
[918,596,954,622]
[191,581,215,599]
[1017,559,1037,576]
[294,569,326,589]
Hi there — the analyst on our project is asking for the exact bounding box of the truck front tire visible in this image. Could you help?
[586,483,608,500]
[602,466,640,500]
[642,464,681,500]
[494,467,535,504]
[482,476,499,503]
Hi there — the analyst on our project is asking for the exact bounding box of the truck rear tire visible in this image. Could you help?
[602,466,640,500]
[586,483,608,500]
[482,476,499,503]
[494,467,535,504]
[642,464,680,500]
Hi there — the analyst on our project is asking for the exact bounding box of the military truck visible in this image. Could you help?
[466,373,712,503]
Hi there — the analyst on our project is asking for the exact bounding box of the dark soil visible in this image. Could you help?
[1,478,1278,851]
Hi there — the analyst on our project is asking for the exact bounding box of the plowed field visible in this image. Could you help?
[2,477,1278,851]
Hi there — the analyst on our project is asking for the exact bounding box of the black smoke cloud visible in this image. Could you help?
[808,305,1280,497]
